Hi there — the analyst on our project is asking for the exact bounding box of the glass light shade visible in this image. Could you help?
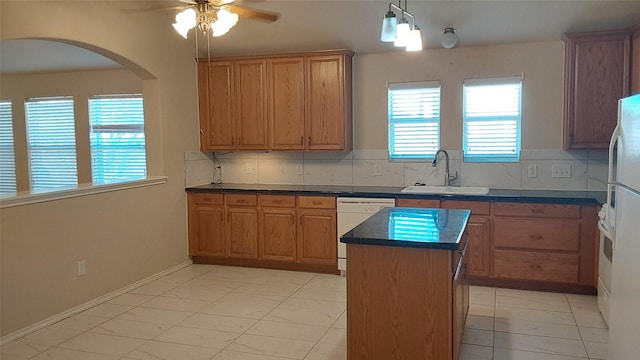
[173,8,196,39]
[380,11,397,42]
[441,28,458,49]
[394,19,411,47]
[211,8,239,37]
[406,27,423,52]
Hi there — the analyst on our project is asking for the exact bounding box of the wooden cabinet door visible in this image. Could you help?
[297,209,337,264]
[305,55,348,150]
[189,205,226,257]
[234,59,268,150]
[269,57,305,150]
[260,208,297,261]
[467,216,491,277]
[227,207,259,258]
[198,60,235,150]
[563,31,630,149]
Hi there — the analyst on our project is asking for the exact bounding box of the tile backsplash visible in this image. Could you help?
[185,149,608,191]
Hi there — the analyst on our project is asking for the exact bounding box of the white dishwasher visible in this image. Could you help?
[337,197,396,274]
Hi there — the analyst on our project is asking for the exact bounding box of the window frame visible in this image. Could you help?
[0,100,17,193]
[387,81,441,161]
[88,94,147,185]
[462,76,523,163]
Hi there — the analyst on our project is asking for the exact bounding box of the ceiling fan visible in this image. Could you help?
[172,0,280,38]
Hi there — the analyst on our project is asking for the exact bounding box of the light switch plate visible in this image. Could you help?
[527,164,538,178]
[374,164,382,176]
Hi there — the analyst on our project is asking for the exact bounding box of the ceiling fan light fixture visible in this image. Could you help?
[173,8,197,38]
[211,7,239,37]
[441,27,458,49]
[380,11,397,42]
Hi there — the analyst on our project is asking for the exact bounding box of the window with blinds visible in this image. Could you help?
[0,100,17,193]
[388,81,441,160]
[26,97,78,190]
[463,77,522,162]
[89,94,146,184]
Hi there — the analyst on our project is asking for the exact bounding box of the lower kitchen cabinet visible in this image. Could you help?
[187,192,338,273]
[297,196,337,265]
[188,193,226,257]
[397,197,598,293]
[259,195,297,261]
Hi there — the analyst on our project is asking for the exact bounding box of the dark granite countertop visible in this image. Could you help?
[340,207,471,250]
[186,183,606,205]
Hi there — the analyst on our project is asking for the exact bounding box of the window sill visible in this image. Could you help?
[0,176,168,209]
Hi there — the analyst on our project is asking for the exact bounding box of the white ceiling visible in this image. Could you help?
[2,0,640,74]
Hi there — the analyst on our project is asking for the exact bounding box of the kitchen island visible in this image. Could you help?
[340,207,471,360]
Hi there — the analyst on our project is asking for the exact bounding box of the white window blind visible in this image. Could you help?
[26,97,78,190]
[388,81,441,160]
[463,77,522,162]
[89,94,146,184]
[0,100,17,193]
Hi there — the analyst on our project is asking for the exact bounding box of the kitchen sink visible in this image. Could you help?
[401,185,490,195]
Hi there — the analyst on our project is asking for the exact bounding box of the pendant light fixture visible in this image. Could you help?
[379,0,423,52]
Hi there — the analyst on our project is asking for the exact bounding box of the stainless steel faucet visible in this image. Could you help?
[432,150,458,186]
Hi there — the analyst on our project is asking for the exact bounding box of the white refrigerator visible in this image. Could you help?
[608,94,640,360]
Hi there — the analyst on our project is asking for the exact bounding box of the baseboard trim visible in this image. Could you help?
[0,259,193,345]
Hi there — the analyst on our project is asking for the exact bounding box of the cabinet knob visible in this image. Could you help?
[308,136,311,146]
[312,201,321,205]
[300,136,304,145]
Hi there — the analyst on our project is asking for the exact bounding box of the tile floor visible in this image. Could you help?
[1,264,609,360]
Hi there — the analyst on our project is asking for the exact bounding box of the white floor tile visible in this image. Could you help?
[211,350,291,360]
[493,348,589,360]
[494,332,588,358]
[163,284,234,301]
[138,296,211,313]
[460,344,493,360]
[246,320,328,342]
[89,318,171,339]
[179,313,257,333]
[124,340,221,360]
[496,295,571,313]
[154,326,239,349]
[22,325,85,346]
[462,328,494,347]
[466,315,495,331]
[226,334,315,359]
[31,347,120,360]
[264,298,346,326]
[116,307,192,326]
[199,293,285,319]
[81,303,133,319]
[495,306,576,326]
[233,282,302,297]
[584,341,608,359]
[303,275,346,291]
[578,326,609,343]
[57,332,146,356]
[51,313,108,332]
[0,339,49,360]
[291,287,346,303]
[107,293,155,306]
[495,318,581,340]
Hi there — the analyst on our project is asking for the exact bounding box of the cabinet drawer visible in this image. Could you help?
[396,199,440,208]
[493,202,579,219]
[259,195,296,208]
[226,194,258,206]
[494,218,580,251]
[190,193,224,206]
[442,200,490,215]
[494,249,579,283]
[298,196,335,209]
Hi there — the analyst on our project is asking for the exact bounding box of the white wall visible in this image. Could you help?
[186,42,609,191]
[0,1,199,337]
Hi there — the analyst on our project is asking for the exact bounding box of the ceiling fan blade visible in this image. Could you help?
[124,5,189,13]
[228,4,280,22]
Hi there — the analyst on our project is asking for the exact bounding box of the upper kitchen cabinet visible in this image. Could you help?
[305,53,353,150]
[268,57,306,150]
[563,30,631,150]
[198,60,235,150]
[198,50,353,152]
[197,58,268,151]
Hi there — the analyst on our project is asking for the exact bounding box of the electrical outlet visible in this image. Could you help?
[374,164,382,176]
[551,164,572,178]
[296,165,304,175]
[527,164,538,178]
[244,164,252,174]
[77,260,86,276]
